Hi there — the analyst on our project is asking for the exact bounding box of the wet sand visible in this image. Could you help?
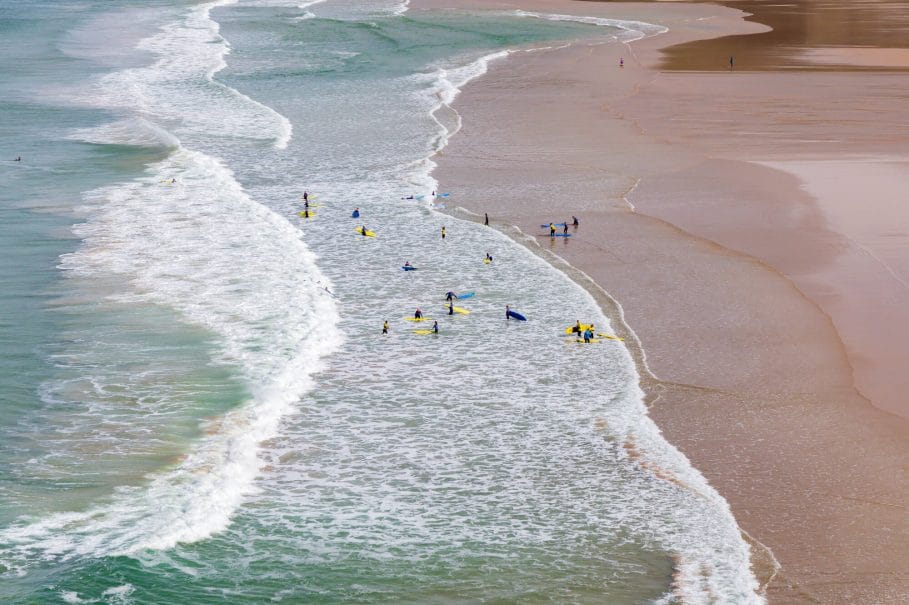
[411,0,909,602]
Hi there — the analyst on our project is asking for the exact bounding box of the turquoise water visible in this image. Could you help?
[0,1,762,603]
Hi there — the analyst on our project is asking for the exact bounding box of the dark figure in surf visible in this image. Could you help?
[382,320,389,335]
[432,321,439,334]
[563,223,569,235]
[572,215,579,227]
[15,156,21,162]
[485,252,493,262]
[441,226,446,240]
[303,191,309,201]
[484,212,489,226]
[448,302,454,315]
[729,56,734,68]
[505,305,511,320]
[445,291,457,301]
[414,308,423,319]
[361,226,368,236]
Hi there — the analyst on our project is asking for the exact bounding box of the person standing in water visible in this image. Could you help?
[485,252,493,263]
[414,308,423,319]
[572,215,579,227]
[441,226,446,240]
[505,304,511,320]
[382,320,389,335]
[432,320,439,334]
[549,223,556,237]
[445,291,457,302]
[303,191,309,202]
[448,301,454,315]
[563,223,569,235]
[360,226,368,236]
[484,213,489,226]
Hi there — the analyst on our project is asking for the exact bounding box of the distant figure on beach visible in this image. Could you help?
[619,58,624,68]
[572,215,579,227]
[729,56,734,68]
[549,223,556,237]
[382,320,389,335]
[414,308,423,319]
[445,291,457,301]
[432,320,439,334]
[484,212,489,226]
[441,226,446,240]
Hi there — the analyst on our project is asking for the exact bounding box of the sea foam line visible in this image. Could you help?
[513,9,668,42]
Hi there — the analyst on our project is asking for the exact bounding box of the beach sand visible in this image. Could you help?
[411,0,909,602]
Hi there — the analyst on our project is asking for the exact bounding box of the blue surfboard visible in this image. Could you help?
[506,310,527,321]
[402,266,417,271]
[540,223,567,228]
[457,292,475,299]
[352,210,360,218]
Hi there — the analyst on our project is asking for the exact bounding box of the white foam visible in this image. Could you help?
[513,10,668,42]
[74,0,292,150]
[1,150,340,561]
[68,118,181,149]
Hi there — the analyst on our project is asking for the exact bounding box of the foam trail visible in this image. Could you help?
[513,10,668,42]
[1,147,341,563]
[75,0,292,149]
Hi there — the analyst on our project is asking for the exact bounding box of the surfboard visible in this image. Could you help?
[351,211,360,218]
[301,194,318,200]
[297,211,317,218]
[572,338,604,344]
[456,292,475,299]
[549,233,572,237]
[402,266,418,271]
[506,310,527,321]
[413,329,436,335]
[565,324,593,334]
[596,333,625,341]
[540,223,567,228]
[483,258,492,264]
[404,316,432,322]
[443,305,470,315]
[355,228,376,237]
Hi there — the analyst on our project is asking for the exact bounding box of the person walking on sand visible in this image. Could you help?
[441,226,446,240]
[549,223,556,237]
[484,212,489,226]
[382,320,389,335]
[729,55,734,68]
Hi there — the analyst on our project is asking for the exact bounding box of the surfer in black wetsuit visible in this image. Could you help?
[485,252,493,262]
[505,304,511,320]
[572,215,579,227]
[484,212,489,226]
[445,291,457,301]
[414,308,423,319]
[361,226,368,236]
[432,321,439,333]
[563,223,569,235]
[448,302,454,315]
[303,191,309,202]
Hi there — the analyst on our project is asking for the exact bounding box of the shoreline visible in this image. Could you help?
[412,0,909,602]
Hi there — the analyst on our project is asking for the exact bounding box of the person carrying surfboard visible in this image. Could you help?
[485,252,493,263]
[549,223,556,237]
[361,225,368,236]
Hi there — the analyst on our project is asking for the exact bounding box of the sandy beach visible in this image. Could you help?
[412,0,909,602]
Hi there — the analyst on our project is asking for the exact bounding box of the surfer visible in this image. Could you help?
[302,209,310,218]
[360,225,368,236]
[485,252,493,263]
[563,223,569,235]
[484,212,489,226]
[572,215,579,227]
[303,191,309,201]
[583,328,593,343]
[574,320,582,334]
[432,320,439,334]
[441,226,446,240]
[448,302,454,315]
[445,291,457,301]
[404,261,412,268]
[414,308,423,319]
[304,199,310,209]
[549,223,556,237]
[352,207,360,218]
[505,304,511,320]
[14,156,21,162]
[382,320,389,335]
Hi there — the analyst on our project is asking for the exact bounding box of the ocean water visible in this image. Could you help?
[0,1,762,603]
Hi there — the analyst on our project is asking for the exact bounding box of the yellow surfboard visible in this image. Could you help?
[443,305,470,315]
[564,324,593,335]
[355,228,376,237]
[413,329,437,335]
[297,211,317,218]
[404,316,433,322]
[596,333,625,341]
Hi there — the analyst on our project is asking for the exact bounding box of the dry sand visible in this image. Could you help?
[410,0,909,602]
